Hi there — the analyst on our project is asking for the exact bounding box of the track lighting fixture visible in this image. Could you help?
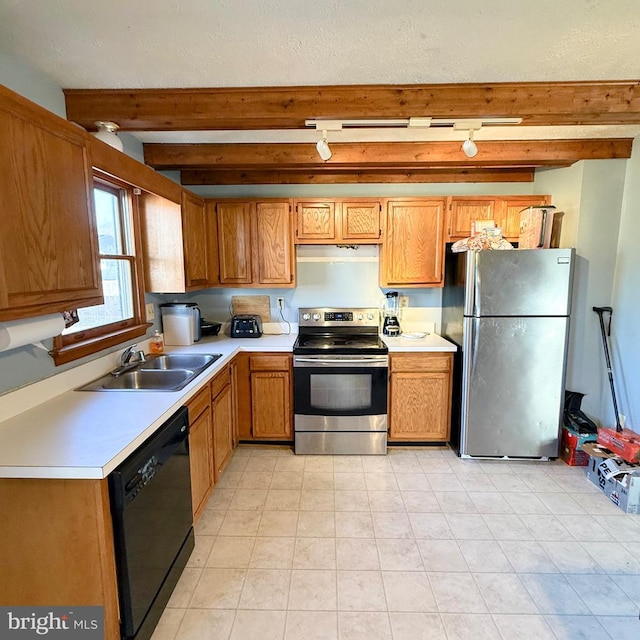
[462,130,479,158]
[316,132,332,161]
[93,121,124,151]
[310,120,342,161]
[454,119,483,158]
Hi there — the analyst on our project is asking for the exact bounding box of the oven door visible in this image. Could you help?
[293,355,388,432]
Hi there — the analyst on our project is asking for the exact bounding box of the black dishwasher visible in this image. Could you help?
[109,406,194,640]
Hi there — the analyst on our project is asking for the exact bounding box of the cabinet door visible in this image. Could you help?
[0,479,120,640]
[188,406,214,521]
[447,197,498,240]
[499,196,551,240]
[251,371,292,439]
[254,201,295,285]
[0,87,102,320]
[140,193,186,293]
[340,200,382,242]
[295,200,336,242]
[181,191,210,289]
[381,199,445,287]
[213,383,234,481]
[216,201,253,284]
[389,371,451,441]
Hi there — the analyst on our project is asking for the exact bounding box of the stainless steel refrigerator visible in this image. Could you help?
[442,248,575,458]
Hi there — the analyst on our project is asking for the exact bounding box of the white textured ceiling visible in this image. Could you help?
[0,0,639,89]
[2,0,640,150]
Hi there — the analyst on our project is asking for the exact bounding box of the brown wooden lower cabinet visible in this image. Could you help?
[187,364,237,520]
[186,384,214,521]
[388,352,453,442]
[234,353,293,441]
[0,478,120,640]
[212,367,234,480]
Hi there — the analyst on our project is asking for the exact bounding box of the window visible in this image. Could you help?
[52,175,149,365]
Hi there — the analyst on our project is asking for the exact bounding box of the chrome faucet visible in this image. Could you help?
[112,344,147,376]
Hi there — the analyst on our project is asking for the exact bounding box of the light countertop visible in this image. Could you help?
[0,331,455,480]
[382,332,457,352]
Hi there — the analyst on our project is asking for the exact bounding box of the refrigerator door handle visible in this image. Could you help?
[460,317,476,453]
[464,251,477,316]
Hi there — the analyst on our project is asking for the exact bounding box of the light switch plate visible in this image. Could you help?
[146,303,155,321]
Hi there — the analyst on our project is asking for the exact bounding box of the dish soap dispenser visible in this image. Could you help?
[150,329,164,354]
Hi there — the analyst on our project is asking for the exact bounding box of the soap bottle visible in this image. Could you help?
[150,329,164,354]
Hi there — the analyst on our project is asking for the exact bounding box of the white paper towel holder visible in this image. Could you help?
[0,314,66,353]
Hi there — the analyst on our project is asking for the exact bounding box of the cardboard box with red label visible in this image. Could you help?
[583,442,640,514]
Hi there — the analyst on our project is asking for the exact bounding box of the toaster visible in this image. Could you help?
[230,314,263,338]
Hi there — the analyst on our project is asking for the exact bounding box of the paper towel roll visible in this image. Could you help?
[0,314,66,352]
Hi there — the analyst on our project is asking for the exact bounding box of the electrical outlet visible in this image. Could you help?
[145,303,155,321]
[277,297,285,310]
[399,296,409,308]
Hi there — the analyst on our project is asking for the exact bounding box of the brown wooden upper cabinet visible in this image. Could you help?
[181,191,211,289]
[0,85,103,321]
[380,198,446,288]
[210,199,295,288]
[142,190,217,293]
[446,195,551,241]
[295,198,382,244]
[447,196,498,241]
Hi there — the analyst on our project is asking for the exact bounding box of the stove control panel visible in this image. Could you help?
[298,308,380,328]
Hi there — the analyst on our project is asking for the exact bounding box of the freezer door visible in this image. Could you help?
[460,316,569,458]
[468,248,575,317]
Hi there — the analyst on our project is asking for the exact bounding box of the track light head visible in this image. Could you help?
[462,130,479,158]
[316,132,332,161]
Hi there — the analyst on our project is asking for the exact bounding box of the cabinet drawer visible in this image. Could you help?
[185,384,211,421]
[210,365,231,398]
[250,354,291,371]
[391,353,452,372]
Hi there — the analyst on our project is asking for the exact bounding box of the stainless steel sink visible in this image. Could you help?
[101,369,195,391]
[77,353,223,392]
[139,353,219,371]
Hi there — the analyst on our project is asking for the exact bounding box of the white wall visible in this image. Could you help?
[181,245,443,332]
[534,159,627,423]
[609,139,640,429]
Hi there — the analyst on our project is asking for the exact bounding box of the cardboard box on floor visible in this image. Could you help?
[583,442,640,514]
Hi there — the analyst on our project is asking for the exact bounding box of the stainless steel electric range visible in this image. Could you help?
[293,308,388,455]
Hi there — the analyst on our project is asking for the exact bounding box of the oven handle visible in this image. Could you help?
[294,356,388,367]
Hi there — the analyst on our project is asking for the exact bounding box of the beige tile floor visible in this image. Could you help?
[151,445,640,640]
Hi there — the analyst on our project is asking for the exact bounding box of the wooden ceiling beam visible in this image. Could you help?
[181,168,536,185]
[64,81,640,131]
[143,139,632,171]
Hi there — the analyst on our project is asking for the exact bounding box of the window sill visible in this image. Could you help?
[51,323,152,366]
